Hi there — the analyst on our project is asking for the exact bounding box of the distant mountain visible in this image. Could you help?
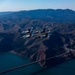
[18,9,75,23]
[1,9,75,22]
[0,12,12,16]
[0,9,75,33]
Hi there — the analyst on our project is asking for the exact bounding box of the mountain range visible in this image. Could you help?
[0,9,75,66]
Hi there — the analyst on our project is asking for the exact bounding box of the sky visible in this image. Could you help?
[0,0,75,12]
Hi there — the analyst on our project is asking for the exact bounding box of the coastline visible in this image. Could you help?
[9,50,22,56]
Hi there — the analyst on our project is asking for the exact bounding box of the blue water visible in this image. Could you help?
[0,52,43,75]
[0,52,75,75]
[37,59,75,75]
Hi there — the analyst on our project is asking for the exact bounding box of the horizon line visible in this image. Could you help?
[0,8,75,12]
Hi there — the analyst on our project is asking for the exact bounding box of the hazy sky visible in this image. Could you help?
[0,0,75,12]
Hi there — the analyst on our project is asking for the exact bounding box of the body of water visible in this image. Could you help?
[0,52,75,75]
[0,52,43,75]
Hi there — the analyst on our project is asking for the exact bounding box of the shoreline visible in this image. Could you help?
[9,50,17,54]
[9,50,29,59]
[9,50,22,56]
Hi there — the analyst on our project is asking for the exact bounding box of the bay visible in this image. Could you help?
[0,52,75,75]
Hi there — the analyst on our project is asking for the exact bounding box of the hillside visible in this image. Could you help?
[0,9,75,32]
[0,9,75,66]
